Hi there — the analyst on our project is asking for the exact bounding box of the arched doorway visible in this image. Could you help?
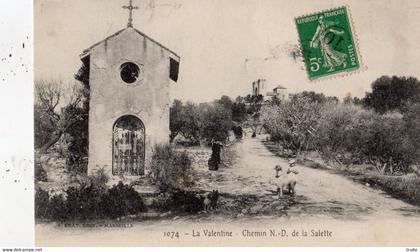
[112,115,145,175]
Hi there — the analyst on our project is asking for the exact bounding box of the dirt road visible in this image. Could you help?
[193,134,420,220]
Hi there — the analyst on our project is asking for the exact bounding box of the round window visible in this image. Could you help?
[120,62,140,83]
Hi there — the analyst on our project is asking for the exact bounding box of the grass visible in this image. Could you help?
[351,173,420,205]
[303,158,420,206]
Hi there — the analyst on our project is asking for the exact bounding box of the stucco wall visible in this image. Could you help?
[86,28,177,180]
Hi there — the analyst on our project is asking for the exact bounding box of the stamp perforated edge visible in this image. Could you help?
[294,4,367,82]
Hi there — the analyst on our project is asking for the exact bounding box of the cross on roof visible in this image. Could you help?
[122,0,139,28]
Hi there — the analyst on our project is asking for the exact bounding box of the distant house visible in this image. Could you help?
[251,79,288,102]
[272,85,288,101]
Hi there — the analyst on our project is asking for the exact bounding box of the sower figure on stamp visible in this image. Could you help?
[208,138,223,171]
[310,15,347,72]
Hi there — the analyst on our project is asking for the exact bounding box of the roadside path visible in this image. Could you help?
[194,134,420,220]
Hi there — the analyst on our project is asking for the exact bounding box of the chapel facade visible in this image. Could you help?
[77,24,180,180]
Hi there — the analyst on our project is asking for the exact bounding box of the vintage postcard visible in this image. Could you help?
[33,0,420,247]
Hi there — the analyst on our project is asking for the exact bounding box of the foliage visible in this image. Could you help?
[316,103,417,173]
[160,190,204,213]
[364,174,420,204]
[48,194,68,221]
[151,144,194,191]
[34,78,89,174]
[362,75,420,113]
[292,91,339,104]
[363,113,415,173]
[150,190,205,214]
[34,79,86,153]
[35,188,50,219]
[63,169,109,220]
[169,99,184,142]
[199,102,233,142]
[217,95,234,112]
[403,103,420,163]
[263,93,420,173]
[232,98,248,123]
[170,100,202,144]
[35,170,146,221]
[269,95,282,106]
[34,105,56,149]
[261,95,322,156]
[34,159,48,182]
[244,94,264,115]
[315,103,375,165]
[64,100,89,172]
[170,95,246,143]
[180,102,201,143]
[101,182,146,219]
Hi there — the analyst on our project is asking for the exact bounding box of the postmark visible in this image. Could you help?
[295,6,360,80]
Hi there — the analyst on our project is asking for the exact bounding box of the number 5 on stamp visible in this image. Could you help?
[295,6,360,80]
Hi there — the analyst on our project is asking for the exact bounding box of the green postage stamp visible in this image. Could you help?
[295,6,360,80]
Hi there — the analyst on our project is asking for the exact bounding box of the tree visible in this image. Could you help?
[231,101,247,123]
[403,103,420,167]
[34,79,85,153]
[244,94,264,136]
[296,91,327,103]
[316,103,416,173]
[316,103,376,167]
[235,96,245,103]
[180,102,201,143]
[169,99,184,142]
[199,102,233,142]
[292,91,339,104]
[261,95,322,158]
[270,95,282,106]
[245,94,264,115]
[217,95,234,112]
[362,75,420,113]
[170,100,201,144]
[343,93,353,104]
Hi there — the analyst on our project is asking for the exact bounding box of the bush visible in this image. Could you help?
[262,95,419,173]
[49,194,68,221]
[316,103,375,165]
[101,182,146,219]
[35,188,50,219]
[151,144,194,191]
[316,103,416,172]
[66,154,88,174]
[403,103,420,165]
[35,160,48,182]
[63,168,108,219]
[150,190,204,214]
[167,190,203,213]
[34,170,146,221]
[65,183,106,220]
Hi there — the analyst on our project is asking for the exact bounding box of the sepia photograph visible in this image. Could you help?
[33,0,420,247]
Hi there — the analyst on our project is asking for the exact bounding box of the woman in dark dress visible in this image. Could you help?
[208,139,223,171]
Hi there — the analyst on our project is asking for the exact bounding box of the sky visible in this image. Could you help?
[34,0,420,102]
